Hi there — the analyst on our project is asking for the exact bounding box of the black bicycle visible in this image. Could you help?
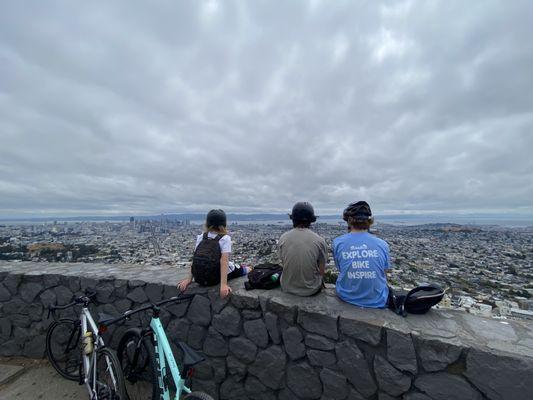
[105,294,214,400]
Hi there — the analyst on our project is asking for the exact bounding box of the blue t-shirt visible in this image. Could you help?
[333,232,391,308]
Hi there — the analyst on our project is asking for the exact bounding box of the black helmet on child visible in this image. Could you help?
[206,209,227,227]
[289,202,317,223]
[343,201,372,222]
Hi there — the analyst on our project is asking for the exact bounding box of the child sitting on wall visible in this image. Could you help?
[178,209,251,298]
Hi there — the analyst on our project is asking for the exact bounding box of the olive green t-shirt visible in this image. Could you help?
[278,228,328,296]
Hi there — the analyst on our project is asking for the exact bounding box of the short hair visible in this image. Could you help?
[347,216,374,231]
[293,220,311,229]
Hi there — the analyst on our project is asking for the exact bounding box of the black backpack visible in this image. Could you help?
[191,233,223,287]
[244,263,283,290]
[388,284,445,316]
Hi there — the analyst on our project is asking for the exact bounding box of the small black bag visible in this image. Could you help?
[388,284,445,316]
[191,233,223,287]
[244,263,283,290]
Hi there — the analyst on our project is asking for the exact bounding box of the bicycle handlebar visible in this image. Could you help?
[47,290,96,319]
[100,294,195,328]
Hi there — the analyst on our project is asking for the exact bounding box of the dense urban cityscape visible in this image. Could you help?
[0,218,531,320]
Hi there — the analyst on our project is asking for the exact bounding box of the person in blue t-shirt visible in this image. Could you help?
[333,201,391,308]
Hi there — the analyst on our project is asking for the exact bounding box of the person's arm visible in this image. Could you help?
[219,252,232,298]
[318,260,325,276]
[178,267,193,292]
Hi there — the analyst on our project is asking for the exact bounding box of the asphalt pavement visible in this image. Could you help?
[0,358,85,400]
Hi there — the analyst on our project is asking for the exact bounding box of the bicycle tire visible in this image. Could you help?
[90,347,126,400]
[117,330,158,400]
[183,392,215,400]
[45,318,81,381]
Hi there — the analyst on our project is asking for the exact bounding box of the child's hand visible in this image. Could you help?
[178,278,192,292]
[220,283,232,298]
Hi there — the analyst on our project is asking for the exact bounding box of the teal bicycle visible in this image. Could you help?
[108,294,214,400]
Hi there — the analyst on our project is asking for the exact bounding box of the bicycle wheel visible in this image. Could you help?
[183,392,215,400]
[91,347,126,400]
[117,330,158,400]
[45,318,81,381]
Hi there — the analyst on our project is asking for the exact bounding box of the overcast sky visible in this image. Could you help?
[1,0,532,217]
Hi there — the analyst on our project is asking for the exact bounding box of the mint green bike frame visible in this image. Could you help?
[150,317,191,400]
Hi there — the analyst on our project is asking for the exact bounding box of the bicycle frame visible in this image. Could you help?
[80,306,117,400]
[150,316,191,400]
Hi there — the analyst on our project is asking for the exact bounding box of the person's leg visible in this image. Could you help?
[227,262,252,280]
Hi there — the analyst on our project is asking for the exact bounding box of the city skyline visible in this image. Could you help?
[1,1,533,217]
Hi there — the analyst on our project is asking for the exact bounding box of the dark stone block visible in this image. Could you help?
[242,309,262,320]
[211,357,227,383]
[413,336,463,372]
[163,285,180,298]
[11,314,31,328]
[307,349,336,367]
[66,276,80,293]
[212,306,242,337]
[43,274,61,288]
[282,326,306,360]
[244,376,276,400]
[264,312,281,344]
[167,318,191,342]
[0,339,22,357]
[320,368,348,400]
[166,300,190,318]
[231,293,260,310]
[39,289,57,307]
[127,287,148,304]
[287,361,322,399]
[387,331,418,374]
[188,324,207,350]
[203,327,228,357]
[145,283,163,303]
[297,309,338,339]
[55,285,74,305]
[403,392,432,400]
[114,279,128,297]
[191,378,219,400]
[115,298,132,313]
[96,281,115,303]
[278,388,301,400]
[20,281,43,303]
[0,283,12,302]
[209,289,229,313]
[187,295,212,327]
[3,299,29,315]
[339,317,382,346]
[465,347,533,400]
[229,336,258,364]
[335,340,377,397]
[220,376,249,400]
[22,335,45,358]
[243,318,268,348]
[80,277,98,291]
[346,388,366,400]
[305,333,335,351]
[267,298,297,323]
[3,274,21,295]
[248,345,286,389]
[0,318,12,339]
[227,355,247,381]
[414,373,482,400]
[128,279,146,288]
[374,355,412,396]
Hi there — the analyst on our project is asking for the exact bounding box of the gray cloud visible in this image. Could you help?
[1,0,532,217]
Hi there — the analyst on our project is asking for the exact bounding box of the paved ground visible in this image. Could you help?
[0,358,85,400]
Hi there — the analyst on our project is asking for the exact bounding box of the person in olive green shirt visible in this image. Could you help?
[278,202,328,296]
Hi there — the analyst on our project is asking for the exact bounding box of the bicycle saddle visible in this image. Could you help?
[178,341,205,366]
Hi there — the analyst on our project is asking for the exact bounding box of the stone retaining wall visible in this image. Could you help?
[1,262,533,400]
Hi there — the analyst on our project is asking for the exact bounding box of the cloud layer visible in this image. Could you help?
[1,0,532,216]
